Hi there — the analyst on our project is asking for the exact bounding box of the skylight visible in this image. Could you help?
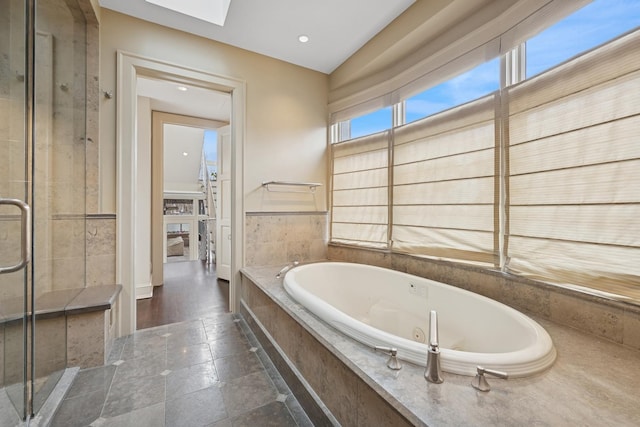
[145,0,232,26]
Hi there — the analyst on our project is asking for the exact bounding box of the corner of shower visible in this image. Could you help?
[1,0,91,423]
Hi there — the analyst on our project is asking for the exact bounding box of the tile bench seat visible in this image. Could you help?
[0,285,122,385]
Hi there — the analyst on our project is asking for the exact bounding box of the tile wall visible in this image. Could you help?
[86,216,117,287]
[245,212,328,267]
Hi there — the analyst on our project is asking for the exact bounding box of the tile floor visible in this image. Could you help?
[50,313,314,427]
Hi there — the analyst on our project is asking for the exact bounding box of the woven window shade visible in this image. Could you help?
[505,29,640,300]
[392,95,499,265]
[329,0,588,124]
[330,131,389,248]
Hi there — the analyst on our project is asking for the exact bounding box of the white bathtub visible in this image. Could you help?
[283,262,556,377]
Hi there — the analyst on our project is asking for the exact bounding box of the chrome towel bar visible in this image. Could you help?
[262,181,322,193]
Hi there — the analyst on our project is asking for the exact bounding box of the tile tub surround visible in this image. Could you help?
[241,265,640,427]
[328,245,640,352]
[245,212,328,267]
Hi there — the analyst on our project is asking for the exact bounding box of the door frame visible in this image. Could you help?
[117,51,245,336]
[150,112,226,289]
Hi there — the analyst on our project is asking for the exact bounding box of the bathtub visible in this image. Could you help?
[283,262,556,377]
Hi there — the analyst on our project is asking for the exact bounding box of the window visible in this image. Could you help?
[505,28,640,300]
[526,0,640,78]
[393,95,498,265]
[329,0,640,300]
[330,131,389,248]
[405,58,499,124]
[348,107,392,140]
[203,130,217,181]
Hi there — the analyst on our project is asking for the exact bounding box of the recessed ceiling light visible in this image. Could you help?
[182,152,188,156]
[298,34,310,43]
[177,86,188,91]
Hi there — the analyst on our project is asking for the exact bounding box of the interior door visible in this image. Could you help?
[215,126,231,280]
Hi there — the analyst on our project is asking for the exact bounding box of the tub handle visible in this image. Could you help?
[471,366,508,392]
[374,346,402,370]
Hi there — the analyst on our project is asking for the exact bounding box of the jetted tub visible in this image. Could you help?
[283,262,556,377]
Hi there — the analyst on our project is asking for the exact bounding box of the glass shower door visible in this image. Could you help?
[0,0,30,421]
[1,0,87,422]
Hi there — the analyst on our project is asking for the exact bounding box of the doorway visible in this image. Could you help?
[148,111,227,288]
[116,52,245,336]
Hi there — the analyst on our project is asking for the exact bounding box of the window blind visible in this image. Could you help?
[392,95,499,266]
[330,131,390,248]
[329,0,588,125]
[505,29,640,300]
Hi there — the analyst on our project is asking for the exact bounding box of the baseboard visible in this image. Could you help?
[135,284,153,300]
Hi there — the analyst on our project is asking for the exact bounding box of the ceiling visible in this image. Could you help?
[162,124,208,193]
[137,76,231,122]
[111,0,421,128]
[99,0,416,74]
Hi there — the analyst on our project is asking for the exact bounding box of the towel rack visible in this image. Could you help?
[262,181,322,193]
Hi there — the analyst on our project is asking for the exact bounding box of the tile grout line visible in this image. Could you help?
[95,337,125,425]
[236,315,312,427]
[163,329,168,426]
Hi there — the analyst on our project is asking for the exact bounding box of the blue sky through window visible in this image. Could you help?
[350,106,392,139]
[405,58,499,124]
[203,129,217,178]
[526,0,640,78]
[348,0,640,137]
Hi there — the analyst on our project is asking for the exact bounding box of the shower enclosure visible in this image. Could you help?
[1,0,87,422]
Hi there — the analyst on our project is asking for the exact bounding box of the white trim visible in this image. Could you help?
[135,284,154,300]
[116,51,245,336]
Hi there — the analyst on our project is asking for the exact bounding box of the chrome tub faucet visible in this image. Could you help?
[374,346,402,370]
[276,260,299,278]
[424,310,444,384]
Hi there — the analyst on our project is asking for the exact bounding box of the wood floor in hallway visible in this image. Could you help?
[136,260,230,330]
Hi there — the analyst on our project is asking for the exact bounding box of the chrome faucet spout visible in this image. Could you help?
[276,260,299,278]
[424,310,444,384]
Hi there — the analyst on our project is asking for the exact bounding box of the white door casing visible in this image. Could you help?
[117,51,245,336]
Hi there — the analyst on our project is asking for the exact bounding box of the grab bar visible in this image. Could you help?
[0,198,31,274]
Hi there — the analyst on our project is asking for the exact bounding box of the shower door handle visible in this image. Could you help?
[0,198,31,274]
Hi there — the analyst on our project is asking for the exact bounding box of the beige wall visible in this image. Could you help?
[99,9,329,214]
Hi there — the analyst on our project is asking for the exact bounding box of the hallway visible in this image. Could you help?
[136,261,229,330]
[50,262,313,426]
